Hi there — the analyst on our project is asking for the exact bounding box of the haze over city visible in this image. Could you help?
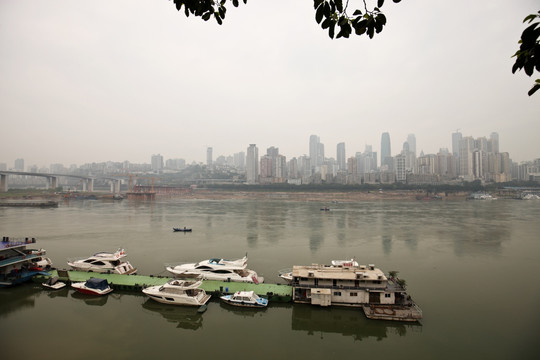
[1,1,539,168]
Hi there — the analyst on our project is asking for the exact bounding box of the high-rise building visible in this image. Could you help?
[151,154,163,172]
[309,135,324,170]
[407,134,416,155]
[14,158,24,171]
[246,144,259,184]
[489,132,499,153]
[452,131,462,157]
[234,152,245,169]
[381,132,391,169]
[337,142,346,171]
[206,147,213,166]
[459,137,475,178]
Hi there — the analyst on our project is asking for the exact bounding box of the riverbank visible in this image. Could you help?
[184,189,470,202]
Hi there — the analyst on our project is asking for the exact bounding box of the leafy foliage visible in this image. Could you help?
[314,0,401,39]
[172,0,247,25]
[171,0,402,39]
[512,11,540,96]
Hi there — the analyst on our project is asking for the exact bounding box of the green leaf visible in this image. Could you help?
[378,0,385,8]
[329,22,336,39]
[528,83,540,96]
[353,9,362,16]
[314,0,324,10]
[335,0,343,13]
[316,5,324,24]
[233,0,239,7]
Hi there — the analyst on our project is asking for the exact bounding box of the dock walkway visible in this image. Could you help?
[38,270,293,302]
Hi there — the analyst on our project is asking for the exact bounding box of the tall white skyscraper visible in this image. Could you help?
[309,135,321,170]
[452,131,462,157]
[407,134,416,155]
[246,144,259,184]
[381,132,391,169]
[151,154,163,172]
[337,142,346,171]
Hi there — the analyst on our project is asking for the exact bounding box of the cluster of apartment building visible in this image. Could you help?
[241,132,540,185]
[3,131,540,187]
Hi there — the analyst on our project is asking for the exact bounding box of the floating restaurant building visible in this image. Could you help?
[290,263,422,321]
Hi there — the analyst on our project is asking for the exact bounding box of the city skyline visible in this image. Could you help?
[1,1,539,167]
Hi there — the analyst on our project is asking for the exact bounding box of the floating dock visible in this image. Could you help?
[36,269,293,302]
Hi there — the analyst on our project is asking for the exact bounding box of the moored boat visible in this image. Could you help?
[142,279,211,306]
[166,254,263,283]
[220,291,268,308]
[173,227,192,232]
[42,275,66,290]
[71,277,113,296]
[67,248,137,274]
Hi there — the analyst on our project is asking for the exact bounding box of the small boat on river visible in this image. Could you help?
[173,227,192,232]
[42,276,66,290]
[71,277,113,296]
[220,291,268,308]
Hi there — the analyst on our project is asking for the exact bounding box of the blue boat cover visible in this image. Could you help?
[85,277,109,290]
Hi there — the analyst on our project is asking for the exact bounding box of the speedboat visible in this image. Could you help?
[67,248,137,274]
[42,276,66,290]
[142,279,211,306]
[220,291,268,308]
[166,255,263,283]
[331,259,359,267]
[71,277,113,296]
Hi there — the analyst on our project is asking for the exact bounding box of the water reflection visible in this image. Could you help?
[0,285,39,317]
[70,290,109,306]
[142,299,204,330]
[218,301,268,317]
[291,304,421,341]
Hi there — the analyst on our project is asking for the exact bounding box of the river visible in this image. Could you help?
[1,197,538,359]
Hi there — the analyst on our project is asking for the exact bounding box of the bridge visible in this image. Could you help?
[0,171,121,193]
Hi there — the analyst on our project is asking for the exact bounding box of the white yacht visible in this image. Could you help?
[67,248,137,275]
[166,255,263,283]
[142,279,211,306]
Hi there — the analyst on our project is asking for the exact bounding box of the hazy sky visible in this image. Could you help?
[1,0,539,168]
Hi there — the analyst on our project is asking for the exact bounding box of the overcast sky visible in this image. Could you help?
[1,0,539,168]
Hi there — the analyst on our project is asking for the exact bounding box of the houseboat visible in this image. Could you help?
[289,263,422,322]
[0,236,50,287]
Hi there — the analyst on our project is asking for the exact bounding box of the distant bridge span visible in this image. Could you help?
[0,171,121,193]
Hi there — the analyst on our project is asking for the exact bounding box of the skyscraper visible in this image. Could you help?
[151,154,163,172]
[380,132,391,169]
[337,142,346,171]
[309,135,320,170]
[407,134,416,155]
[452,131,462,157]
[489,132,499,153]
[246,144,259,184]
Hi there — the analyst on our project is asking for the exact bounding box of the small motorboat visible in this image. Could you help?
[220,291,268,308]
[320,207,330,211]
[71,277,113,296]
[331,259,359,267]
[42,276,67,290]
[173,227,192,232]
